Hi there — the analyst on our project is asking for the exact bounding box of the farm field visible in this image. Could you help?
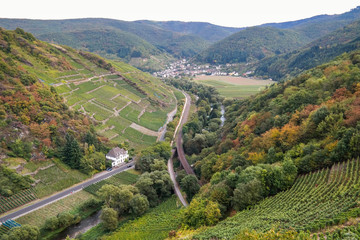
[194,75,273,98]
[16,190,94,228]
[195,159,360,239]
[103,196,182,240]
[84,171,139,196]
[33,159,89,198]
[0,188,38,215]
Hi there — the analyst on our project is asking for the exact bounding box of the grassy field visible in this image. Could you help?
[194,75,274,98]
[83,171,139,196]
[17,190,95,227]
[33,159,89,198]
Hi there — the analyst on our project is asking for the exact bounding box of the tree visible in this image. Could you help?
[135,171,172,207]
[44,216,59,231]
[97,184,139,214]
[232,179,263,211]
[135,142,171,172]
[62,133,82,169]
[180,175,200,201]
[101,207,118,231]
[3,225,40,240]
[181,198,221,228]
[80,151,106,173]
[150,159,167,172]
[130,194,149,216]
[57,212,78,228]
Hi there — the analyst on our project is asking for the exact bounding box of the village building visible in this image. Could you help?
[106,147,129,167]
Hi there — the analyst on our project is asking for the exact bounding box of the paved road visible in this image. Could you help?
[0,162,135,222]
[175,92,196,175]
[167,150,188,207]
[167,90,198,207]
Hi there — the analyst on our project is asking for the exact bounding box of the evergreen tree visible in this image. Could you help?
[62,133,82,169]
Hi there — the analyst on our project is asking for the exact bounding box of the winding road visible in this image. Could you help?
[0,162,135,223]
[1,91,194,220]
[167,91,197,207]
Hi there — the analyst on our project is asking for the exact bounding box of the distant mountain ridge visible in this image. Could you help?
[1,6,360,73]
[194,26,310,64]
[135,20,242,42]
[0,18,239,72]
[194,6,360,66]
[254,19,360,81]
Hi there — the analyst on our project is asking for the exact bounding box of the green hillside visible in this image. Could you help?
[135,20,242,42]
[169,50,360,238]
[195,159,360,239]
[255,20,360,81]
[0,18,210,71]
[193,6,360,67]
[0,27,176,150]
[263,6,360,40]
[195,27,310,64]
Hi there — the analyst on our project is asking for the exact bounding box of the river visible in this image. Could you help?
[220,105,225,127]
[53,210,102,240]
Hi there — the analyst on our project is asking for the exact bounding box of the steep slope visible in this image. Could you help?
[135,20,242,42]
[173,50,360,237]
[195,26,310,64]
[194,6,360,66]
[195,159,360,239]
[0,27,95,162]
[264,6,360,40]
[0,18,210,71]
[255,20,360,81]
[0,27,176,150]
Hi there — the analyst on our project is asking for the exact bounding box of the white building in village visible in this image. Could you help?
[106,147,129,167]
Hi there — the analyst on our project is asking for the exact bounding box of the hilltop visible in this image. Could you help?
[255,19,360,81]
[0,18,238,72]
[194,26,309,64]
[135,20,242,42]
[194,6,360,66]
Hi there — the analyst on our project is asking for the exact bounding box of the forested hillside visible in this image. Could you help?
[0,28,98,162]
[171,50,360,238]
[255,20,360,81]
[0,27,176,173]
[135,20,242,42]
[194,6,360,67]
[194,27,309,64]
[0,18,211,72]
[263,6,360,39]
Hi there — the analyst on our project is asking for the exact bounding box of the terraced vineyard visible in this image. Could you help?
[4,35,177,149]
[0,188,38,214]
[103,196,182,240]
[195,159,360,239]
[57,61,176,148]
[84,171,139,196]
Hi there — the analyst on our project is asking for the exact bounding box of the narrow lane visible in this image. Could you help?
[167,90,197,207]
[175,91,195,175]
[167,150,188,207]
[0,162,134,222]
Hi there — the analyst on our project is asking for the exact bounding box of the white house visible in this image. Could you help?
[106,147,129,167]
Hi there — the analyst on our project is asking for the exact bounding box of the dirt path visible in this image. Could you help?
[23,164,55,177]
[130,123,159,137]
[114,102,131,116]
[86,85,105,94]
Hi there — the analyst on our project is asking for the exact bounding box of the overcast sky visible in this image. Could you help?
[1,0,359,27]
